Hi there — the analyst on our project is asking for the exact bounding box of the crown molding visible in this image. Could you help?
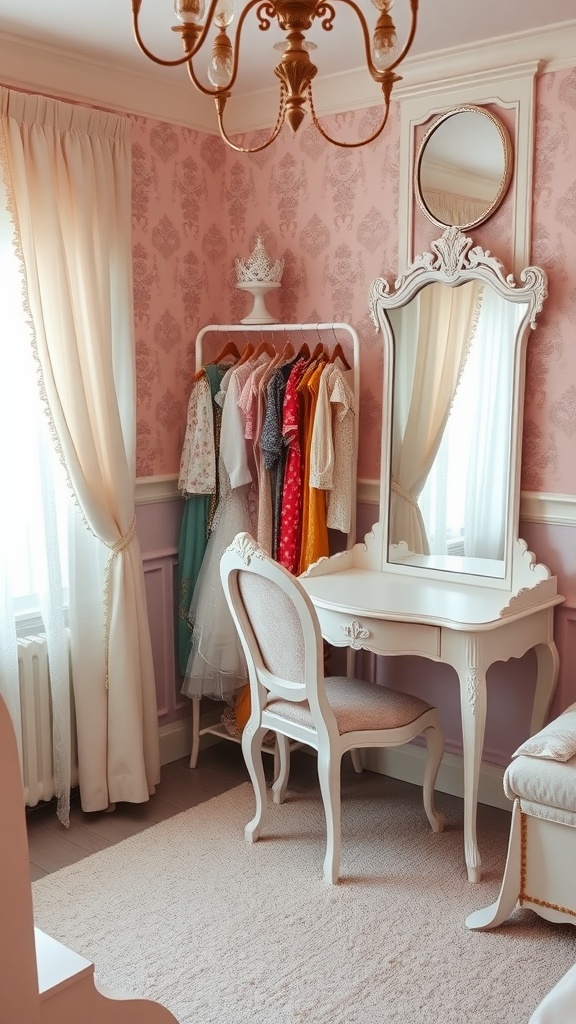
[214,20,576,134]
[0,32,217,132]
[0,21,574,132]
[134,475,576,527]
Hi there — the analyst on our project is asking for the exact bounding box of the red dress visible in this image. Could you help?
[277,359,308,573]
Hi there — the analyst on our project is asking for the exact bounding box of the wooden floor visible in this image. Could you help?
[26,741,322,882]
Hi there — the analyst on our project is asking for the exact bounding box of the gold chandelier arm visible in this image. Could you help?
[184,0,267,97]
[328,0,419,78]
[215,86,287,153]
[307,82,391,149]
[132,0,222,67]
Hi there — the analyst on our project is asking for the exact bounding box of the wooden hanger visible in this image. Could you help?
[235,342,255,367]
[297,342,311,360]
[310,342,326,360]
[281,340,295,360]
[328,341,351,370]
[252,337,276,359]
[214,338,241,363]
[190,336,241,384]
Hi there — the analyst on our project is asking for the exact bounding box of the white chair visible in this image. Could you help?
[220,531,445,884]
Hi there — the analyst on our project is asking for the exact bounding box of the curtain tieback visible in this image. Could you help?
[103,516,137,689]
[391,478,418,508]
[107,516,137,556]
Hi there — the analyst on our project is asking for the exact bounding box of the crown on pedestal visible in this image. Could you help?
[235,236,284,285]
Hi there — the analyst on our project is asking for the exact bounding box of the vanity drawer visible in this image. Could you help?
[314,607,441,659]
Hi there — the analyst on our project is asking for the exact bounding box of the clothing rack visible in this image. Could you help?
[188,320,361,769]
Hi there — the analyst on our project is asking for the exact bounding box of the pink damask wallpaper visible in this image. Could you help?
[132,67,576,494]
[131,105,398,481]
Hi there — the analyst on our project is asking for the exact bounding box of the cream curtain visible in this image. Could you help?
[421,189,488,227]
[390,280,482,554]
[0,88,160,811]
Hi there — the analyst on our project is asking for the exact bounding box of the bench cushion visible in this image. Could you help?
[504,753,576,825]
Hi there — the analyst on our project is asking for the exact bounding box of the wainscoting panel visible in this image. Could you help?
[142,549,182,721]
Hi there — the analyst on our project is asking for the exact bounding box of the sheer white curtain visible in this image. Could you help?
[389,281,482,554]
[419,285,524,560]
[464,289,523,557]
[0,191,72,825]
[0,88,160,815]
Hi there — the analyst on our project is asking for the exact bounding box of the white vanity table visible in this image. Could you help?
[301,226,564,883]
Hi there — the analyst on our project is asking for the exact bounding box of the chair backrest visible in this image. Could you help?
[220,533,335,728]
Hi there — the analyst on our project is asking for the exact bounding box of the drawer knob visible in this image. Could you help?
[340,619,371,647]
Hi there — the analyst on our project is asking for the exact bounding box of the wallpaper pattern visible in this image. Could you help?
[132,69,576,493]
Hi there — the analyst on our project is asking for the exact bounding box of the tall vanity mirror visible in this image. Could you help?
[370,227,543,588]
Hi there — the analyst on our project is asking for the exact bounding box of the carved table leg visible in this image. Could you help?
[531,640,560,735]
[453,635,488,883]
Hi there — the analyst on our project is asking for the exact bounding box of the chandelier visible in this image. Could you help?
[132,0,419,151]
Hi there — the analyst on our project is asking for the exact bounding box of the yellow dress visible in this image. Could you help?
[299,361,329,573]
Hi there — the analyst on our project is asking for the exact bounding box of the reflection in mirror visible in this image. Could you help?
[415,106,513,230]
[388,281,526,578]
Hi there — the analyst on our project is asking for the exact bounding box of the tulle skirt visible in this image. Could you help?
[181,483,254,702]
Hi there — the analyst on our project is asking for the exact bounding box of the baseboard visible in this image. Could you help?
[158,710,222,767]
[361,745,513,813]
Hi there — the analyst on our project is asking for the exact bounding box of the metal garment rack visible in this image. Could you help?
[188,321,360,771]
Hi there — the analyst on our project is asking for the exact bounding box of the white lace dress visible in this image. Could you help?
[181,367,256,703]
[310,365,355,533]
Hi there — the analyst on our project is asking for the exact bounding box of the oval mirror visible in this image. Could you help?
[415,105,513,230]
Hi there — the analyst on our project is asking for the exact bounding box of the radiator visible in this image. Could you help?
[17,632,78,808]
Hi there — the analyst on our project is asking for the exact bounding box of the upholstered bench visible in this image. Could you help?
[466,700,576,932]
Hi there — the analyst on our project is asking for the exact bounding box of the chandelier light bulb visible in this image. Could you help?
[207,47,234,86]
[214,0,235,29]
[174,0,205,25]
[372,30,400,70]
[371,0,400,71]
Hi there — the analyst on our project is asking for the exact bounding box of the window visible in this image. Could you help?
[0,187,70,624]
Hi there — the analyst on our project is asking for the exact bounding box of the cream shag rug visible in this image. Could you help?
[32,780,576,1024]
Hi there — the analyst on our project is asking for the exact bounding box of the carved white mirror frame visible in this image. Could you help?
[369,226,549,598]
[396,62,540,278]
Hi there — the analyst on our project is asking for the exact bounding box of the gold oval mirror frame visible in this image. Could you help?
[415,105,514,231]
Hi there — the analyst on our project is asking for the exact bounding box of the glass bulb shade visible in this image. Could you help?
[207,47,233,86]
[371,0,393,11]
[214,0,234,28]
[273,40,317,53]
[372,27,400,70]
[174,0,205,25]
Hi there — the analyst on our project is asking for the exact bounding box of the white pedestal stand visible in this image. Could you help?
[237,281,280,324]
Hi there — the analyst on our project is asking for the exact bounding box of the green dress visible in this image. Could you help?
[177,363,225,677]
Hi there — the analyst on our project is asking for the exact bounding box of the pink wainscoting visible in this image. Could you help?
[136,499,188,729]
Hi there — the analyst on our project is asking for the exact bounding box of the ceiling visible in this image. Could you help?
[0,0,575,96]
